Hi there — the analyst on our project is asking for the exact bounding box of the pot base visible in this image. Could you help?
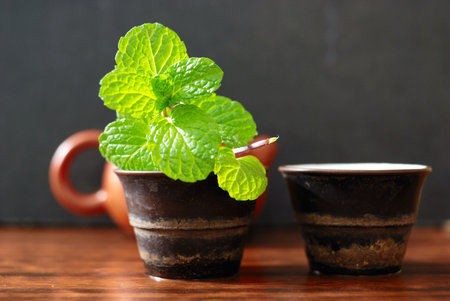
[134,226,249,279]
[144,260,241,280]
[301,225,411,275]
[310,262,401,275]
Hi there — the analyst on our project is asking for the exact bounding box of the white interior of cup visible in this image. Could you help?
[279,163,430,173]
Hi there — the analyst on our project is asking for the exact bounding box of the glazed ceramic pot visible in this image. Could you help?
[115,170,256,279]
[279,163,431,275]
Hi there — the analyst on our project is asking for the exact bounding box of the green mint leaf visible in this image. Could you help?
[99,68,159,118]
[151,74,173,99]
[166,57,223,105]
[214,146,267,201]
[151,74,173,111]
[116,111,153,125]
[149,104,220,182]
[191,95,257,147]
[115,23,188,75]
[99,118,159,171]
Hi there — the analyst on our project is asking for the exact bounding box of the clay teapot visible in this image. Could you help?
[49,130,277,234]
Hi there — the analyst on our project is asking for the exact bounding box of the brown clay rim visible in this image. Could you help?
[278,163,432,174]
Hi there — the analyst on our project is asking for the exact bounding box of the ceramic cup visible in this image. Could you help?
[49,130,277,234]
[279,163,431,275]
[116,171,255,279]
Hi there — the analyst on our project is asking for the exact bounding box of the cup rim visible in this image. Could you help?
[278,163,432,174]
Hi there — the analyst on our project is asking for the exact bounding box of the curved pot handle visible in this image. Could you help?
[49,129,106,216]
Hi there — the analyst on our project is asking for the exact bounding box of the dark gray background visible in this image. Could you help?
[1,0,449,226]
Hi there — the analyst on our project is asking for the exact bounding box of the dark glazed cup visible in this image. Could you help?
[115,170,255,279]
[279,163,431,275]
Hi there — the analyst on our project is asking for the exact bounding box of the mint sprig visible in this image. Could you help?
[98,23,272,201]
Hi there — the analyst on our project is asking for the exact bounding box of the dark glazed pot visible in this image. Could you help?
[115,170,255,279]
[279,163,431,275]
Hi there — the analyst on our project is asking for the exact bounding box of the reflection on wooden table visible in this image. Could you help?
[0,227,449,300]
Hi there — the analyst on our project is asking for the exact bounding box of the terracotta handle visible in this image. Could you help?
[49,130,106,216]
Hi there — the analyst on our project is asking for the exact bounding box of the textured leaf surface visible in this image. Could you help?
[151,74,173,99]
[167,57,223,105]
[99,118,158,171]
[99,68,159,117]
[192,95,257,147]
[214,147,267,201]
[151,74,174,111]
[149,104,220,182]
[115,23,188,75]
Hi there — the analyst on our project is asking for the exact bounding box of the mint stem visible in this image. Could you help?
[233,136,278,155]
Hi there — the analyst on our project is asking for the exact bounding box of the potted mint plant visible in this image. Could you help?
[98,23,277,279]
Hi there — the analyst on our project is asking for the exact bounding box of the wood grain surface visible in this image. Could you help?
[0,227,449,300]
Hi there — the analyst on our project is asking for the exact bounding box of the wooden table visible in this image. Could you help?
[0,227,449,300]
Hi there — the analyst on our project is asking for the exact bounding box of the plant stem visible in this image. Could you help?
[233,136,278,155]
